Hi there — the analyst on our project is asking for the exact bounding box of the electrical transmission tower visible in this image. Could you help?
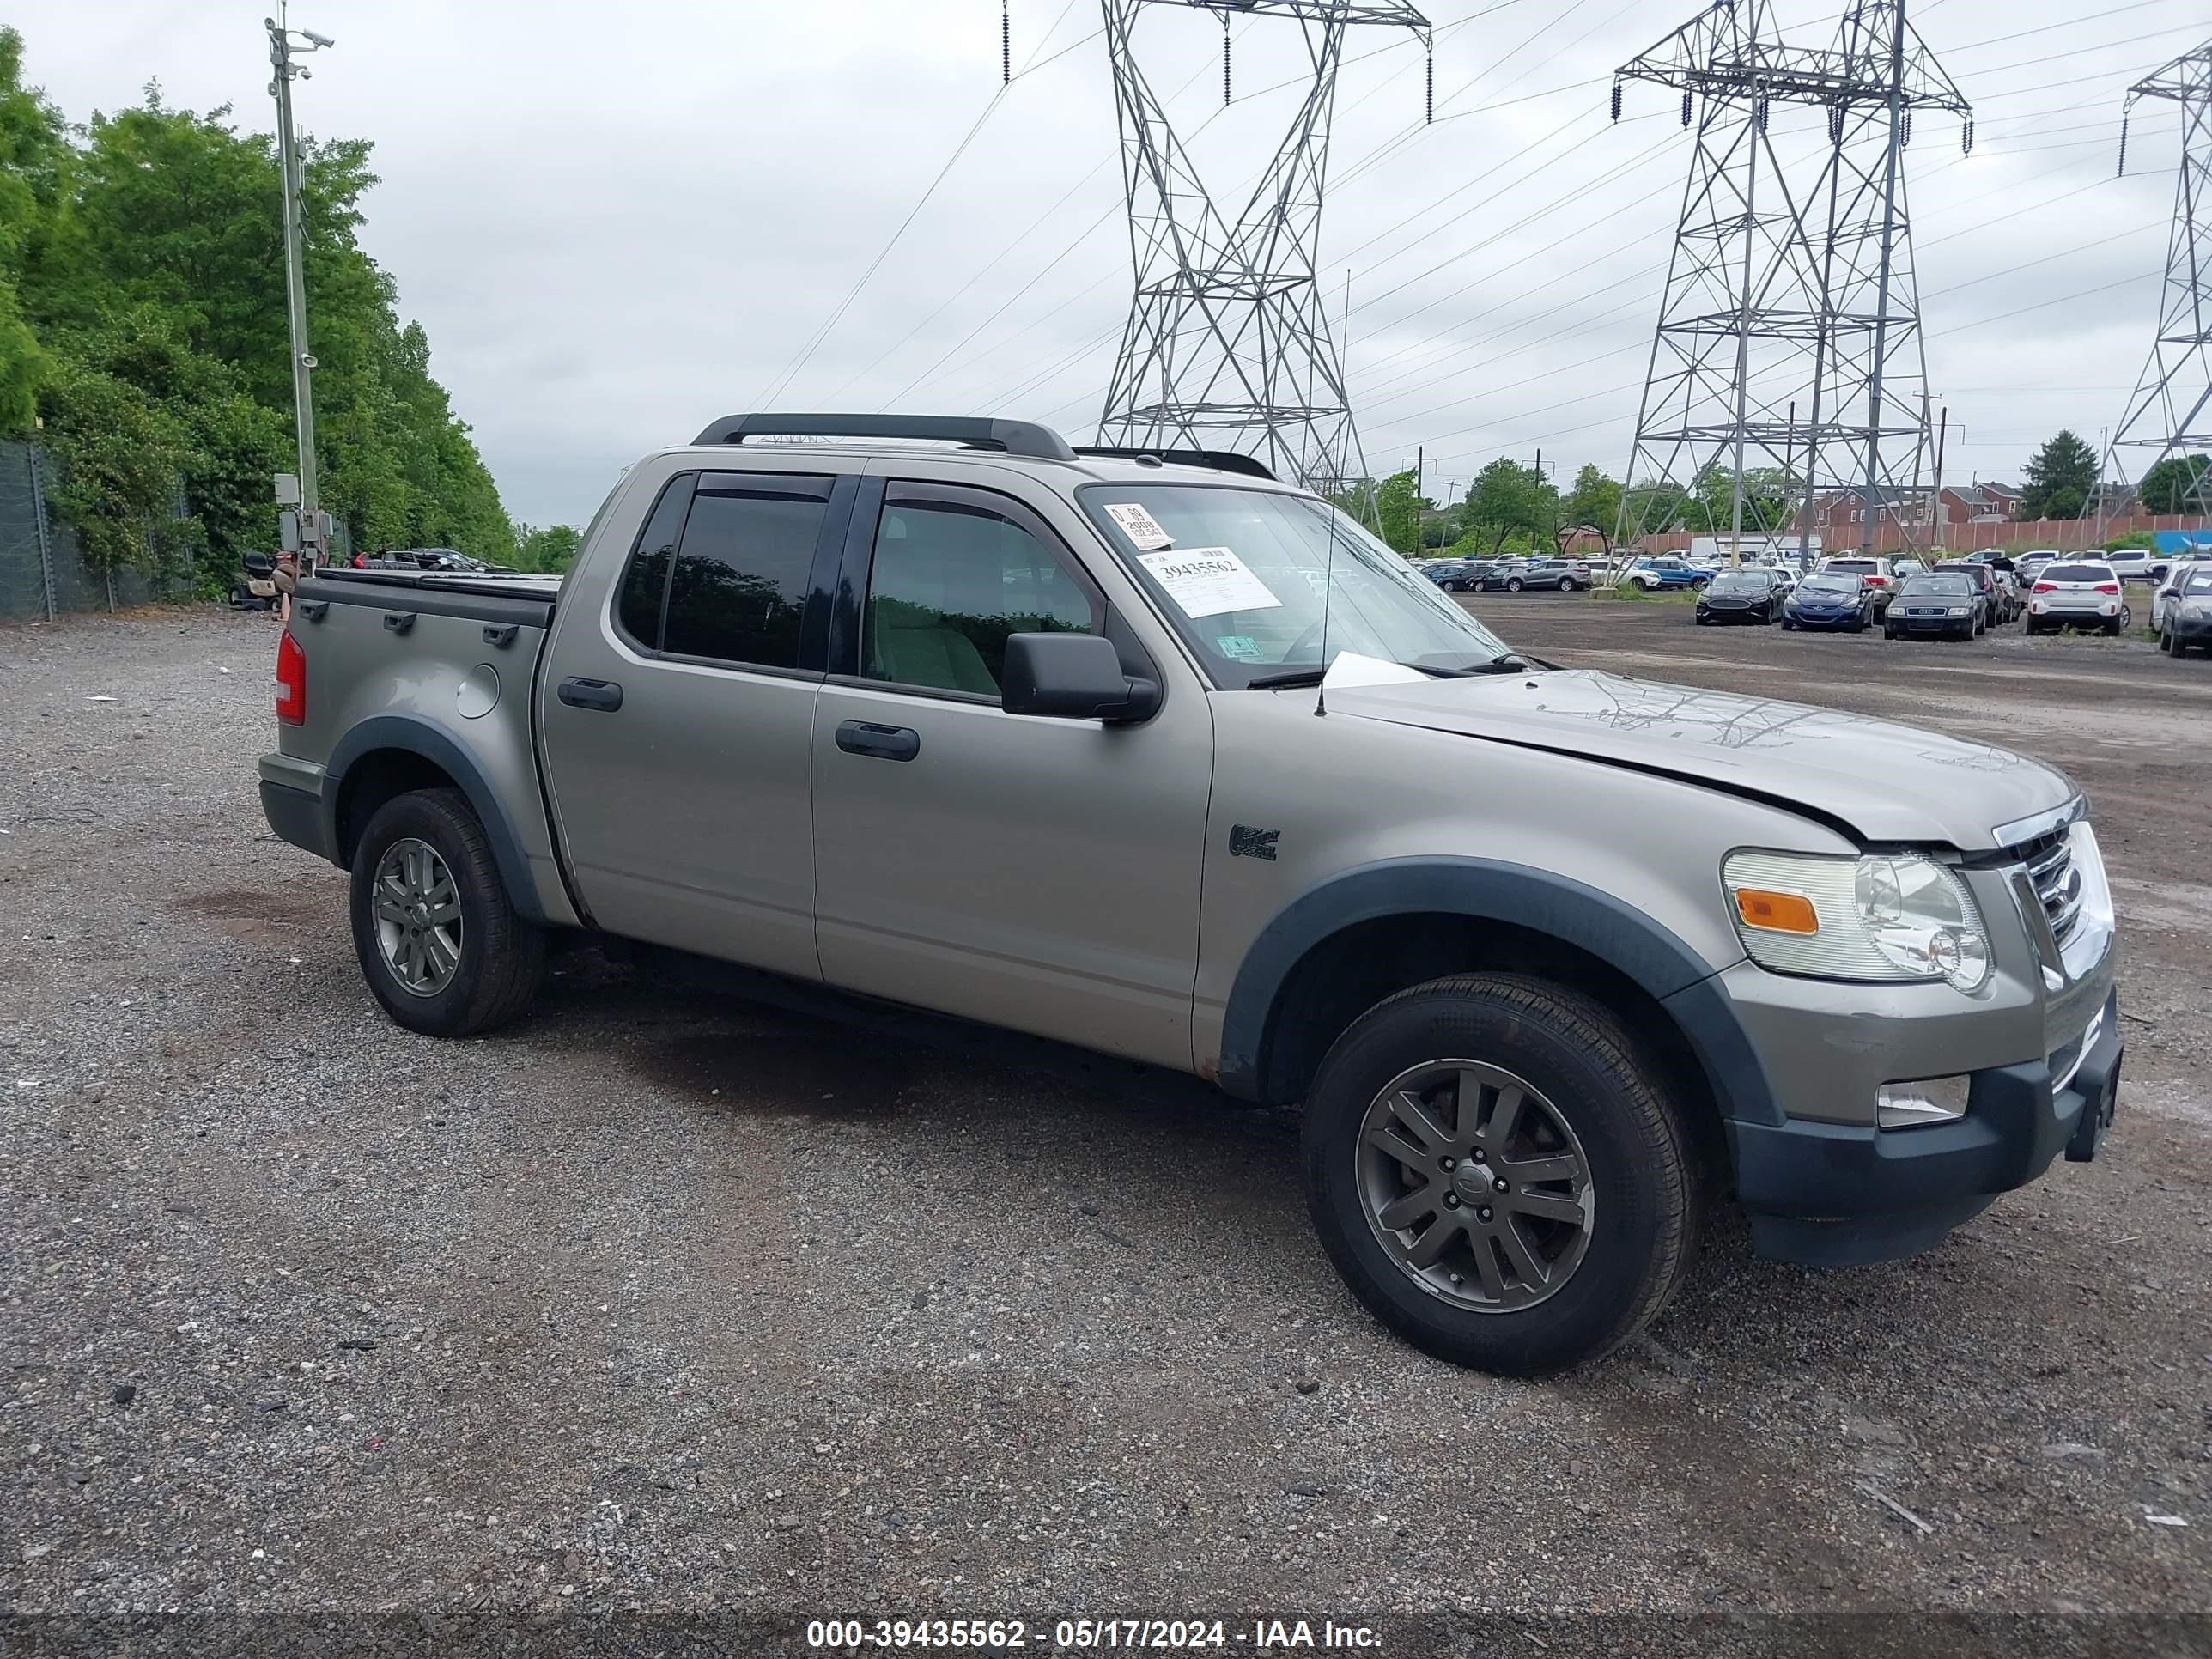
[1613,0,1968,556]
[1097,0,1429,496]
[2104,40,2212,520]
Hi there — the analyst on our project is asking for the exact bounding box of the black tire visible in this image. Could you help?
[1301,973,1703,1376]
[1505,577,1524,592]
[1779,617,1794,630]
[2103,617,2122,637]
[349,787,544,1037]
[1884,623,1897,640]
[2161,626,2176,654]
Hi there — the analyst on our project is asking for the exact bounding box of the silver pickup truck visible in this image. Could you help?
[260,412,2122,1375]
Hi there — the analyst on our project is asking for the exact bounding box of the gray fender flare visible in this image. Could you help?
[1216,856,1780,1127]
[323,714,548,924]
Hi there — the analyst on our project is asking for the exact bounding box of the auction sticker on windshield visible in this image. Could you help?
[1104,502,1175,550]
[1139,547,1282,618]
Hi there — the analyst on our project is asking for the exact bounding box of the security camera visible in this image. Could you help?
[302,28,335,46]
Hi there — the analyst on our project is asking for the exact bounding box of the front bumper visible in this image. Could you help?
[1784,608,1860,629]
[1713,845,2119,1267]
[1891,611,1973,633]
[2171,612,2212,646]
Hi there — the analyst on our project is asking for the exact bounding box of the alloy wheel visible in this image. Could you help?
[372,836,464,997]
[1356,1059,1595,1313]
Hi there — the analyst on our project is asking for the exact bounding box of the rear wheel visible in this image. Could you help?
[1302,974,1702,1376]
[349,787,544,1037]
[1506,577,1525,593]
[2104,617,2123,637]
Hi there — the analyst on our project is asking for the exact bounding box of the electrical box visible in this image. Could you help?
[279,509,301,552]
[273,472,301,506]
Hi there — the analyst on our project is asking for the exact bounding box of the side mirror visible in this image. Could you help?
[1001,633,1160,724]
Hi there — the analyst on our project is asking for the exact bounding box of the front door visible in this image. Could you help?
[811,477,1212,1070]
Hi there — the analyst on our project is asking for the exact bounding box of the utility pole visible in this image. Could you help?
[2094,422,2110,541]
[267,15,334,568]
[1613,0,1966,557]
[1097,0,1431,495]
[2104,39,2212,523]
[1929,404,1948,553]
[1856,0,1910,556]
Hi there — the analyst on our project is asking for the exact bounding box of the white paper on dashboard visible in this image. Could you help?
[1321,652,1430,690]
[1103,502,1175,550]
[1137,547,1282,618]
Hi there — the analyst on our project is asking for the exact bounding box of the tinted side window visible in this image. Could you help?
[615,473,696,651]
[864,495,1100,696]
[660,474,831,668]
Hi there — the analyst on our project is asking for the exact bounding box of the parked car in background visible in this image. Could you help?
[1889,558,1927,582]
[1623,556,1711,591]
[1935,561,2009,625]
[2100,547,2160,584]
[2159,564,2212,656]
[1780,572,1874,632]
[1695,568,1785,625]
[1519,557,1597,592]
[1420,559,1474,590]
[2025,560,2128,635]
[2014,551,2058,589]
[2150,560,2208,635]
[1816,556,1896,612]
[1886,571,1984,641]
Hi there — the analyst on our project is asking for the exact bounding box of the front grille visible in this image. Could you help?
[2018,828,2081,946]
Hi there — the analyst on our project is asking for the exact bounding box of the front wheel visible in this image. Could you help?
[349,787,545,1037]
[1302,974,1702,1376]
[1505,577,1524,592]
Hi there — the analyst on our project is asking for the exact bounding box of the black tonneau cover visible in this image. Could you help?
[300,567,561,629]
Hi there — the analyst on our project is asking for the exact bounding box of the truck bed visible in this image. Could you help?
[301,566,562,626]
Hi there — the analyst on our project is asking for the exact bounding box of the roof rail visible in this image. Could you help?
[691,412,1077,462]
[1071,446,1277,482]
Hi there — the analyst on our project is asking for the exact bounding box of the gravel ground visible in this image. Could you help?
[1,603,2208,1648]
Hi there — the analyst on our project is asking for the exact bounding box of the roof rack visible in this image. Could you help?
[690,412,1076,462]
[1071,446,1277,482]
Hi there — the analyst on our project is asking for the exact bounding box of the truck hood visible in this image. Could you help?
[1327,669,2075,849]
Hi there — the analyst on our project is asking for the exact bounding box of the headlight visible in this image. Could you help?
[2185,599,2210,619]
[1723,850,1992,992]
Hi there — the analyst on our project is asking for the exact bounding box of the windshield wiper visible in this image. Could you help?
[1245,667,1326,689]
[1413,652,1538,677]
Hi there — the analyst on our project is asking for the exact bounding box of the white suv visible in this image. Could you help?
[2025,559,2127,635]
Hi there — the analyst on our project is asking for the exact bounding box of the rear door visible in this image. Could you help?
[538,461,856,979]
[808,469,1213,1069]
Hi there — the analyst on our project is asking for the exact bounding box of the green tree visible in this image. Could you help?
[1462,458,1550,555]
[1562,463,1622,552]
[1688,462,1792,535]
[516,523,580,573]
[2138,453,2212,516]
[35,354,192,574]
[2019,429,2098,520]
[0,36,517,584]
[1621,480,1690,537]
[1373,467,1425,554]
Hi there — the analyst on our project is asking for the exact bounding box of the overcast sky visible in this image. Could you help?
[12,0,2205,527]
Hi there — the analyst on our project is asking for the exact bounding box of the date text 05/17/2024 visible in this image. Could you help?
[805,1618,1383,1650]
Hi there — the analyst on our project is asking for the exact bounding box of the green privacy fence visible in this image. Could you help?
[0,440,197,623]
[0,441,358,623]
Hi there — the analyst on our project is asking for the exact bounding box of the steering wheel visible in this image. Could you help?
[1285,617,1328,662]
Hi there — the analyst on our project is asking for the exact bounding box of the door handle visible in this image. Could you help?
[557,676,623,713]
[835,720,920,762]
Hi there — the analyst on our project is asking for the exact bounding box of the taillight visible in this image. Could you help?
[1866,575,1888,586]
[2033,581,2056,593]
[276,630,307,726]
[2094,582,2120,595]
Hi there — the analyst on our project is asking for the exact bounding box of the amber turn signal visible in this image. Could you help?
[1735,887,1818,934]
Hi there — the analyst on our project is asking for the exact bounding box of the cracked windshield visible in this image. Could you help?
[1080,483,1518,686]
